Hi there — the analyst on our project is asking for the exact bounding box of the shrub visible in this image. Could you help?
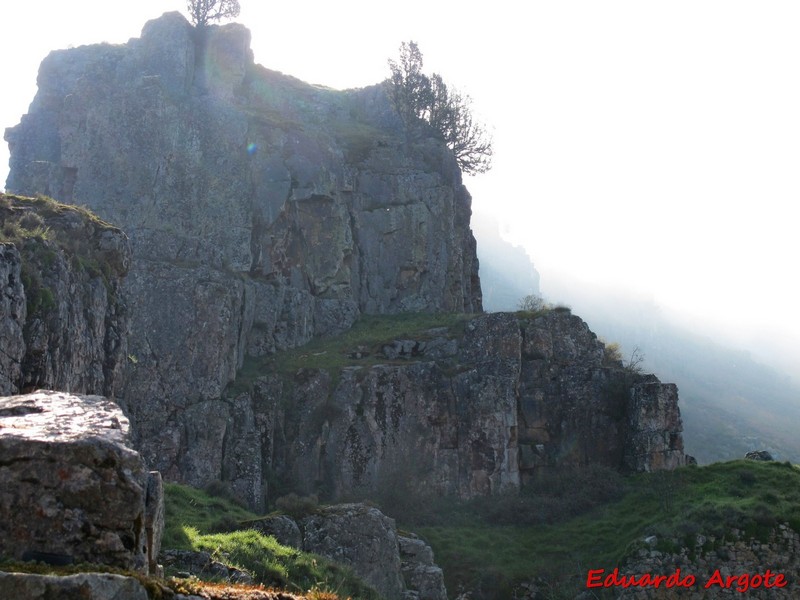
[275,493,320,519]
[517,293,546,313]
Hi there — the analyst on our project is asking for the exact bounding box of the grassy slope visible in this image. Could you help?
[413,461,800,598]
[229,312,472,395]
[163,483,382,599]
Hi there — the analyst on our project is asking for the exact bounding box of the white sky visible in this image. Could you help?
[3,1,800,374]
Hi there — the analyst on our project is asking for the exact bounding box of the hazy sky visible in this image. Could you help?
[3,1,800,374]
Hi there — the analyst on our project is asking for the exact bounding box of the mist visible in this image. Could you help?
[473,210,800,464]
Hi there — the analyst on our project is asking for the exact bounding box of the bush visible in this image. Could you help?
[275,493,320,519]
[517,293,546,313]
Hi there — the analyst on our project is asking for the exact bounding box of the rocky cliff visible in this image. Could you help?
[203,310,687,510]
[3,12,688,515]
[0,194,129,397]
[5,13,481,487]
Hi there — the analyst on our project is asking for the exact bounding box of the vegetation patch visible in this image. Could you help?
[163,483,381,599]
[163,482,257,549]
[409,460,800,599]
[227,312,472,395]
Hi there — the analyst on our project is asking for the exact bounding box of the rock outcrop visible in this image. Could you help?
[0,194,130,397]
[745,450,775,462]
[398,534,449,600]
[5,12,481,491]
[0,391,163,574]
[214,310,687,510]
[251,503,447,600]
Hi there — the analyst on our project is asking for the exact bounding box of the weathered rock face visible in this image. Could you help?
[5,12,481,486]
[303,504,405,600]
[0,391,163,574]
[624,377,685,471]
[215,311,687,510]
[250,503,447,600]
[0,194,130,397]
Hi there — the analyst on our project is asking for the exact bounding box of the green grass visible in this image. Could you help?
[0,193,114,230]
[162,482,258,549]
[227,312,472,395]
[412,460,800,598]
[163,483,382,599]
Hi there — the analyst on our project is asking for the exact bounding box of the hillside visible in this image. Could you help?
[409,460,800,598]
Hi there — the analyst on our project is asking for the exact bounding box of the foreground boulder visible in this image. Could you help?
[0,390,163,574]
[0,572,149,600]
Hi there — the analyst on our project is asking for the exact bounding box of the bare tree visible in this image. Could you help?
[438,87,493,175]
[517,293,546,312]
[187,0,241,27]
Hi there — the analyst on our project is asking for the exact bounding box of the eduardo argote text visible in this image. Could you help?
[587,567,788,593]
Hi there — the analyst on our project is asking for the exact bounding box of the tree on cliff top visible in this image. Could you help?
[388,41,493,175]
[187,0,241,27]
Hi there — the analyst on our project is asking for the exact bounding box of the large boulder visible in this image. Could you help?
[0,390,163,574]
[302,504,406,600]
[251,503,447,600]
